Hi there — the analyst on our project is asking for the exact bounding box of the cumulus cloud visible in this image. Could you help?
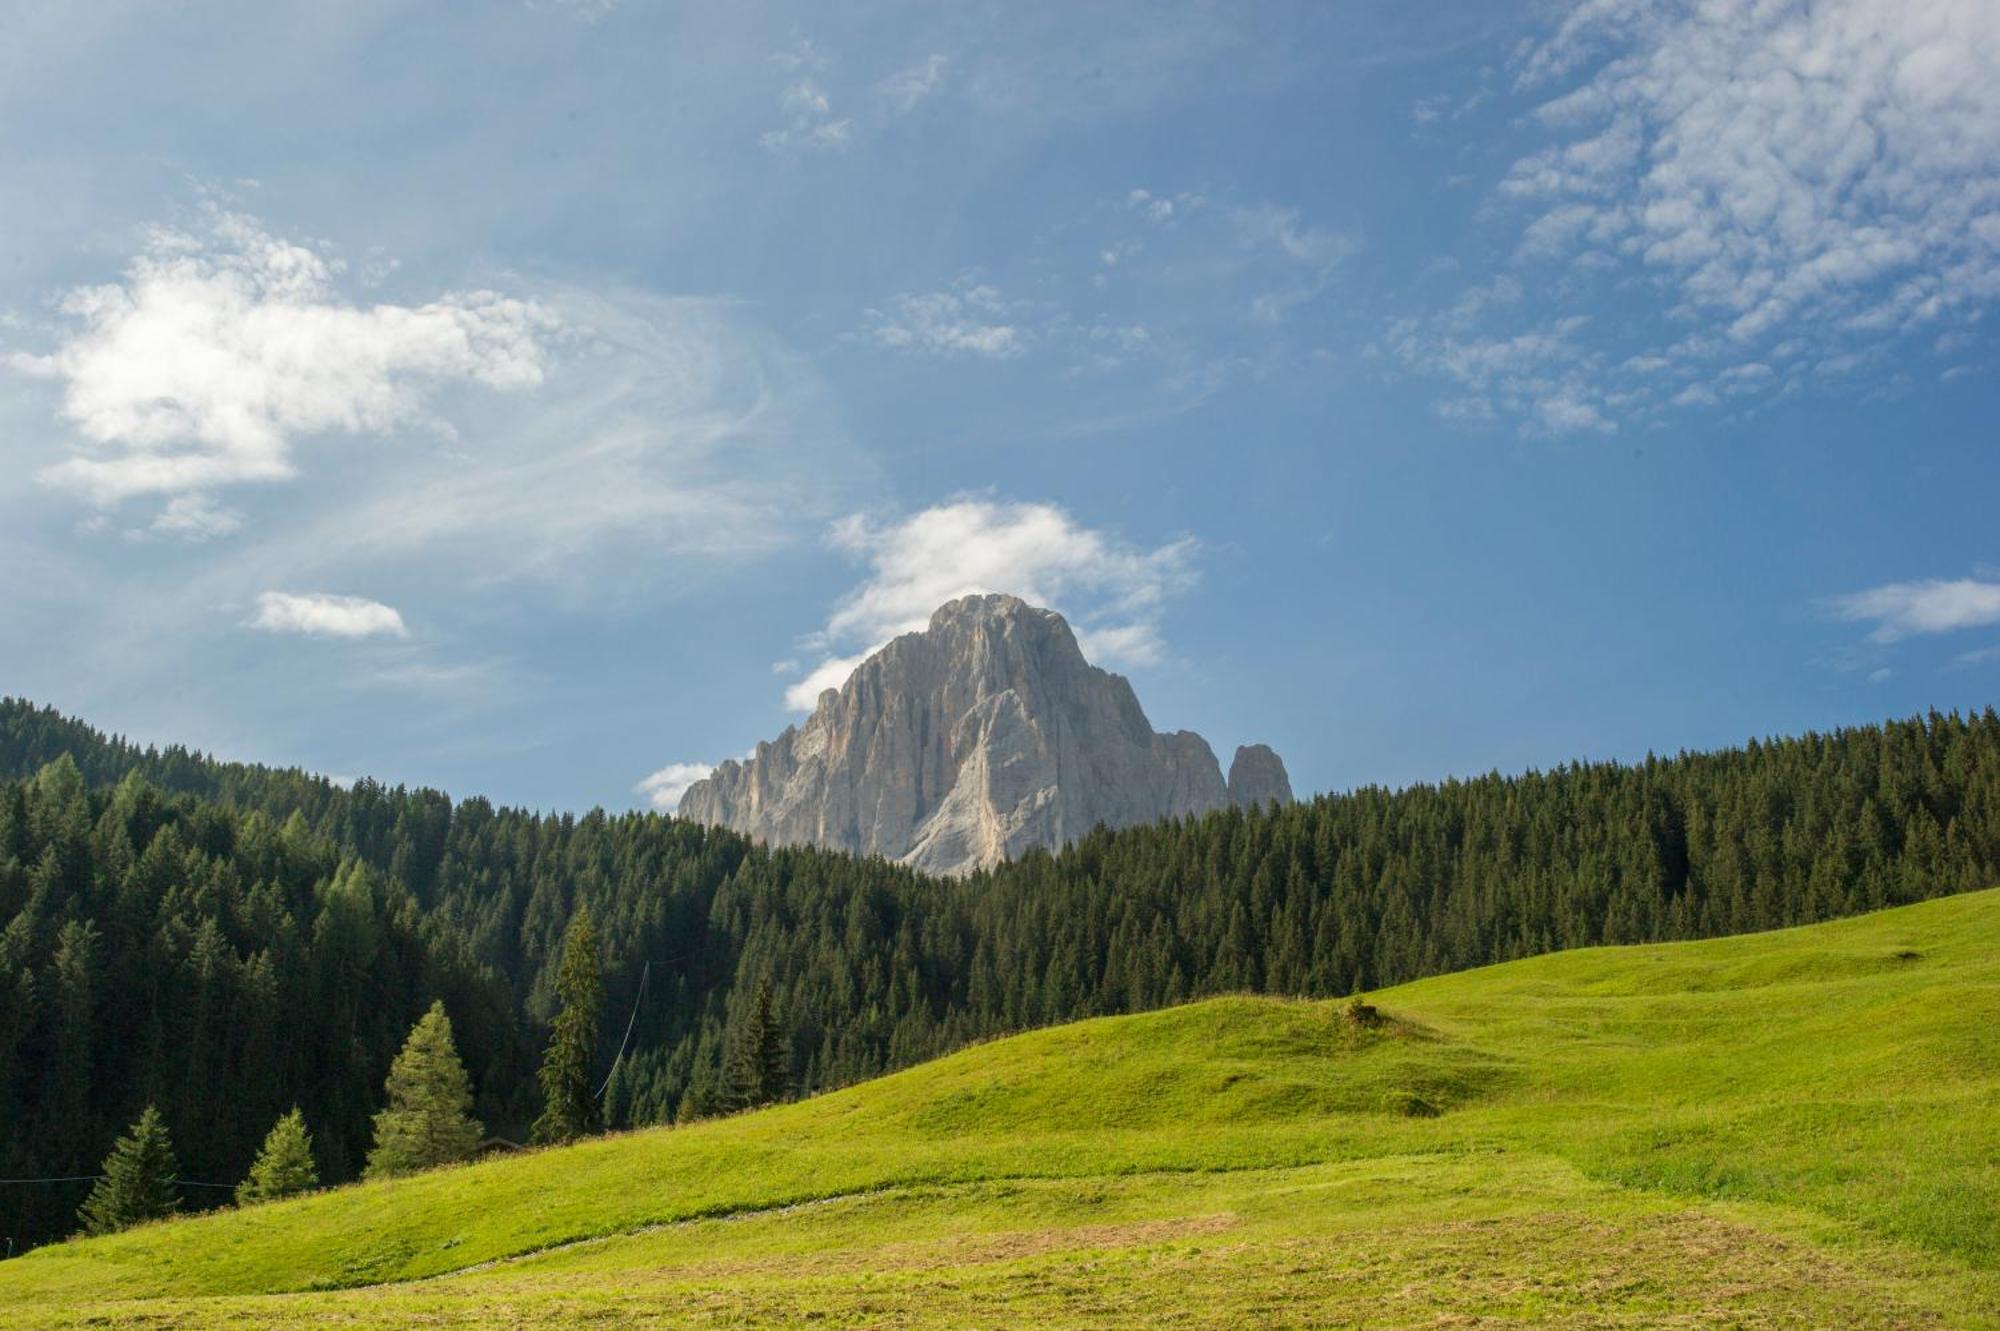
[38,278,871,698]
[861,280,1025,358]
[782,652,871,712]
[250,591,408,639]
[11,208,552,512]
[636,761,715,811]
[1828,577,2000,642]
[784,499,1196,711]
[1401,0,2000,434]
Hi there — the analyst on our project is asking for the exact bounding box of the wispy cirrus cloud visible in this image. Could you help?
[251,591,407,639]
[760,79,852,153]
[783,498,1197,710]
[878,53,948,113]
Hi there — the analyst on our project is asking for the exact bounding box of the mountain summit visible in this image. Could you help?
[678,594,1291,875]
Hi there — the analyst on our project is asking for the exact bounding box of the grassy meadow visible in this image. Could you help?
[2,886,1996,1328]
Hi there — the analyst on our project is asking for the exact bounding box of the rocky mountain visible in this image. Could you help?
[677,594,1293,875]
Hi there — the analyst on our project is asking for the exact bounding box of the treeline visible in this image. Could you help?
[2,698,1997,1248]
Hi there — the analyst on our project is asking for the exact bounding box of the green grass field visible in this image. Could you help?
[5,888,1997,1328]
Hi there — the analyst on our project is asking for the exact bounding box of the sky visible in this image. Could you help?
[1,0,1997,814]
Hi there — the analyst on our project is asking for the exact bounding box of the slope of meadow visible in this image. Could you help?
[2,887,1996,1328]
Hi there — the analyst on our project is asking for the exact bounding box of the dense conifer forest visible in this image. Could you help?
[3,696,1997,1248]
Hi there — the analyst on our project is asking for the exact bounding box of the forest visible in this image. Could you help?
[3,695,1998,1249]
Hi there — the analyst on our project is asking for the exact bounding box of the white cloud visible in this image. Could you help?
[1127,187,1189,225]
[782,652,870,712]
[760,79,852,152]
[636,761,715,811]
[784,499,1197,711]
[13,209,551,513]
[861,280,1025,358]
[1828,577,2000,642]
[1406,0,2000,433]
[1381,313,1614,436]
[879,54,948,112]
[145,493,243,541]
[250,591,408,639]
[40,280,872,698]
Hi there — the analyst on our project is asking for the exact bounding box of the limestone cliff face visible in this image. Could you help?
[677,594,1292,875]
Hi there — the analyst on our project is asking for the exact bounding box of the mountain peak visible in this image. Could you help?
[679,596,1291,874]
[928,591,1041,626]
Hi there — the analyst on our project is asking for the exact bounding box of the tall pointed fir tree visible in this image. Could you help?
[364,1001,483,1179]
[236,1107,319,1205]
[531,907,604,1145]
[723,976,788,1113]
[78,1105,179,1236]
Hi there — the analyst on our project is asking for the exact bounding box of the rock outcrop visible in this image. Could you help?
[1227,743,1294,809]
[678,594,1292,875]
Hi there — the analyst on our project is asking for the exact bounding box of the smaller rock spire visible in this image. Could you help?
[1227,744,1294,809]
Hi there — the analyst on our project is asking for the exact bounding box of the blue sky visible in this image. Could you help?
[2,0,1996,813]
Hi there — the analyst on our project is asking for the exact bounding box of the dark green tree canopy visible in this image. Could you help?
[4,697,2000,1248]
[531,906,604,1145]
[723,977,788,1113]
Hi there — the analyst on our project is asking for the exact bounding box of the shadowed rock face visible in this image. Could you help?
[678,594,1291,875]
[1228,743,1294,809]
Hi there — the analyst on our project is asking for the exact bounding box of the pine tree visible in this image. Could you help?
[236,1107,319,1205]
[531,907,603,1145]
[78,1105,179,1235]
[364,1001,483,1179]
[723,977,787,1113]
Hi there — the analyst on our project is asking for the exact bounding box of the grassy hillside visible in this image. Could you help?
[3,888,1997,1328]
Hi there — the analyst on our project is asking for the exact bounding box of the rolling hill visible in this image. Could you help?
[3,886,1995,1328]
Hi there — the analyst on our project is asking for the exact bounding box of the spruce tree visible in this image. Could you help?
[723,977,787,1112]
[531,907,603,1145]
[78,1105,178,1235]
[364,1001,483,1179]
[236,1107,319,1204]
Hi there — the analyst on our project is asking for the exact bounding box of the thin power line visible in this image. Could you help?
[595,958,652,1102]
[0,1175,235,1189]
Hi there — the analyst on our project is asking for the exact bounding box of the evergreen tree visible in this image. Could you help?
[531,907,603,1145]
[5,695,2000,1248]
[722,977,787,1113]
[236,1107,319,1205]
[364,1001,483,1179]
[77,1105,178,1235]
